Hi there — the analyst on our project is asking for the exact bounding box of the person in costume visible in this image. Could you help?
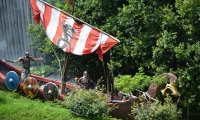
[12,52,43,83]
[77,71,93,90]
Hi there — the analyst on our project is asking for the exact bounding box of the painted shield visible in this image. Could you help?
[5,71,19,90]
[43,82,59,101]
[23,77,39,98]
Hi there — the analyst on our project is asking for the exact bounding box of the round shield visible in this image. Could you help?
[5,71,19,90]
[23,77,39,98]
[43,82,59,101]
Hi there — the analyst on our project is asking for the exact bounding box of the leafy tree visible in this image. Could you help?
[103,0,163,75]
[151,0,200,110]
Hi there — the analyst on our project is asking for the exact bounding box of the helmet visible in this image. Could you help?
[25,52,29,57]
[83,71,88,75]
[117,74,121,78]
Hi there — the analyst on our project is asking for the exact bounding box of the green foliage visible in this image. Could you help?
[150,0,200,110]
[107,59,121,72]
[30,64,59,76]
[64,89,115,119]
[151,74,167,85]
[152,30,177,72]
[73,0,127,27]
[114,67,151,93]
[96,76,106,92]
[102,0,164,75]
[131,96,182,120]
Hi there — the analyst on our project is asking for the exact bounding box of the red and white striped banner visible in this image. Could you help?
[30,0,119,61]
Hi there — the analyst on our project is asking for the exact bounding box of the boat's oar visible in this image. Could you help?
[1,59,13,62]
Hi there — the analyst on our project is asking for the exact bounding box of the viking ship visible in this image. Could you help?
[0,59,133,119]
[0,59,181,120]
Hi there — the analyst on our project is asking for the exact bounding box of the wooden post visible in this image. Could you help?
[107,72,110,94]
[60,53,69,94]
[60,0,75,94]
[187,106,189,120]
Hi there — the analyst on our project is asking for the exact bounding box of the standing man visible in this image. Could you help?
[77,71,93,90]
[114,74,122,97]
[11,52,43,83]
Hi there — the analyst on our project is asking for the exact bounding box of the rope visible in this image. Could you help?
[143,92,156,101]
[135,89,156,102]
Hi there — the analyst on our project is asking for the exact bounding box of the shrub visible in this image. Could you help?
[64,89,115,119]
[151,74,167,86]
[131,95,182,120]
[114,67,151,93]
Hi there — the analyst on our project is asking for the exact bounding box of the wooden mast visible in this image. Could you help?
[60,0,75,94]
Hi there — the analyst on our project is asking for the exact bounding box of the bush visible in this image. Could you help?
[64,89,115,119]
[131,95,182,120]
[114,67,152,93]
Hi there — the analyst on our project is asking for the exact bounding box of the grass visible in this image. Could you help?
[0,90,117,120]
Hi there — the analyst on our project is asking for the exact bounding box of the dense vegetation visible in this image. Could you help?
[27,0,200,118]
[131,96,182,120]
[64,89,116,119]
[0,90,116,120]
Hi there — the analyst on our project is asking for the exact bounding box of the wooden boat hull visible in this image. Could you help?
[108,100,133,120]
[0,59,75,100]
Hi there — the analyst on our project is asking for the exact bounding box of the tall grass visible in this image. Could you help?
[0,90,87,120]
